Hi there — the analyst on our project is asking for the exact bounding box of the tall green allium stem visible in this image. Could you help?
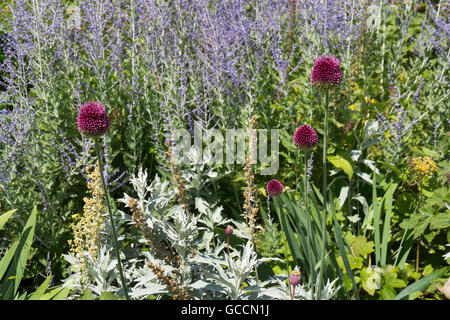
[303,151,315,298]
[274,197,292,296]
[317,91,329,299]
[95,140,129,300]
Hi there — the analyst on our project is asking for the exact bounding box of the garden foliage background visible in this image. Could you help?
[0,0,449,300]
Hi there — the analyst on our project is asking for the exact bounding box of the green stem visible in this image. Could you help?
[95,139,130,300]
[274,197,292,296]
[303,151,315,299]
[317,91,329,299]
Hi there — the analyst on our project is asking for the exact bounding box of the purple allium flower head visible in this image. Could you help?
[267,179,283,197]
[77,102,110,137]
[310,56,343,90]
[225,225,234,236]
[289,270,301,286]
[293,125,318,151]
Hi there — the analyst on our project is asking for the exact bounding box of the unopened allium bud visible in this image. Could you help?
[267,179,283,197]
[289,270,301,286]
[293,125,318,151]
[225,225,234,236]
[310,56,343,91]
[77,102,110,137]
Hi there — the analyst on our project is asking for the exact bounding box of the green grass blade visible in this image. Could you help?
[381,183,397,265]
[0,209,16,231]
[393,267,448,300]
[373,170,381,265]
[274,197,304,264]
[0,242,19,284]
[0,206,37,300]
[28,275,52,300]
[329,190,357,296]
[50,287,70,300]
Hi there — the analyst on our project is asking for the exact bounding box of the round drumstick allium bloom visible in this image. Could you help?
[225,225,234,236]
[293,125,318,151]
[310,56,343,90]
[77,102,110,137]
[267,179,283,197]
[289,269,301,287]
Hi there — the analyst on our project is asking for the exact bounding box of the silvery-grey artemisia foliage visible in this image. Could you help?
[62,166,340,300]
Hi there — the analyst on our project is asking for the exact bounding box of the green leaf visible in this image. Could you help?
[429,212,450,230]
[77,289,95,300]
[408,291,423,300]
[0,206,38,300]
[350,235,375,257]
[379,286,397,300]
[328,154,354,179]
[28,275,52,300]
[99,291,125,300]
[422,264,433,277]
[336,255,363,271]
[360,267,381,296]
[0,209,16,231]
[381,183,397,265]
[372,170,381,265]
[394,267,448,300]
[51,287,70,300]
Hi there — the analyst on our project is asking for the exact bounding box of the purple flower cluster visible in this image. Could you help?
[77,102,110,137]
[310,56,343,90]
[293,125,318,151]
[267,179,283,198]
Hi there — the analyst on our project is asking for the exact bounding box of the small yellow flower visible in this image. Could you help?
[408,156,438,179]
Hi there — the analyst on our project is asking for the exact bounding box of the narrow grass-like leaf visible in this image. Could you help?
[381,183,398,265]
[328,190,358,296]
[28,274,52,300]
[0,209,16,231]
[50,287,70,300]
[274,197,304,264]
[0,206,37,300]
[372,170,381,265]
[393,267,448,300]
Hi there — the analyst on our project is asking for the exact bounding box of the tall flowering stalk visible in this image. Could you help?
[68,163,105,284]
[293,124,318,294]
[243,115,260,281]
[310,56,342,299]
[408,156,438,272]
[77,101,129,300]
[267,179,290,292]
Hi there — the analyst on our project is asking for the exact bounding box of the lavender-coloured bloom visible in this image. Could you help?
[306,151,314,194]
[293,125,318,151]
[267,179,283,197]
[310,56,343,90]
[77,102,110,137]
